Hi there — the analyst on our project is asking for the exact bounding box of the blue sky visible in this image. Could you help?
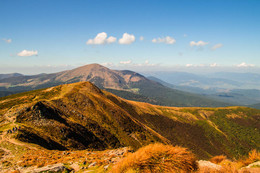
[1,0,260,74]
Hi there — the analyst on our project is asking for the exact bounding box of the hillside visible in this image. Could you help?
[0,64,229,107]
[0,82,259,161]
[0,73,23,80]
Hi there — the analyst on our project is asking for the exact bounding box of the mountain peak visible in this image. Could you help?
[71,63,109,73]
[78,63,107,69]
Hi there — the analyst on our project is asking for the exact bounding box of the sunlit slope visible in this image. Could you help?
[0,82,259,159]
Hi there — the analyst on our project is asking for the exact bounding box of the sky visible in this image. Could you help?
[0,0,260,74]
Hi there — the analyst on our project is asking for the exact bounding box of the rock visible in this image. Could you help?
[32,163,71,173]
[104,164,109,170]
[107,147,133,156]
[88,162,97,168]
[198,160,222,171]
[246,161,260,168]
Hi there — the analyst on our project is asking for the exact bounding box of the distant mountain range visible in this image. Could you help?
[0,73,23,80]
[1,82,259,159]
[144,71,260,90]
[0,64,229,107]
[148,76,260,107]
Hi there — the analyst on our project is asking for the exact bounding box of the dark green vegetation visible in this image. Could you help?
[0,82,259,159]
[0,64,230,107]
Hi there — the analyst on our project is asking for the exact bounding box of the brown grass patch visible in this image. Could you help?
[112,143,198,173]
[209,155,227,164]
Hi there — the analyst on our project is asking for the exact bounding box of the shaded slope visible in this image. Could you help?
[0,82,259,159]
[0,82,167,151]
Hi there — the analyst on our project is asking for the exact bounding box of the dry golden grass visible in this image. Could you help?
[239,149,260,167]
[18,149,104,168]
[198,150,260,173]
[209,155,227,164]
[112,143,198,173]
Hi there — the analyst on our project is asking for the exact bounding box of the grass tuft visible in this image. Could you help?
[112,143,198,173]
[209,155,227,164]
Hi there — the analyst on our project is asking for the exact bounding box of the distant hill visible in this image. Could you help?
[0,82,259,159]
[0,64,229,107]
[0,73,23,80]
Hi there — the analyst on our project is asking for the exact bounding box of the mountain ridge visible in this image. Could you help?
[0,81,259,159]
[0,64,230,107]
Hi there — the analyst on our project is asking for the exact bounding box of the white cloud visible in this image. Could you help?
[211,43,223,50]
[185,64,206,67]
[186,64,193,67]
[152,36,176,44]
[119,33,135,44]
[236,62,255,67]
[210,63,218,67]
[120,60,132,64]
[184,34,188,37]
[3,38,12,43]
[190,40,209,47]
[17,50,38,57]
[101,62,114,67]
[86,32,116,45]
[140,36,144,41]
[106,36,117,44]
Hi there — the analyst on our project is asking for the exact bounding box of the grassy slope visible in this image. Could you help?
[0,82,259,159]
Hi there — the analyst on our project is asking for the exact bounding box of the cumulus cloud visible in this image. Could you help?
[86,32,116,45]
[211,43,223,50]
[140,36,144,41]
[236,62,255,67]
[119,33,135,44]
[106,36,117,44]
[152,36,176,44]
[2,38,12,43]
[190,40,209,47]
[17,50,38,57]
[120,60,132,64]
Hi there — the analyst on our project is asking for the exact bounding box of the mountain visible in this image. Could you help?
[0,64,229,107]
[0,73,23,80]
[0,82,259,160]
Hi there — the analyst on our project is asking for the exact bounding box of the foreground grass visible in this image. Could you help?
[0,142,259,173]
